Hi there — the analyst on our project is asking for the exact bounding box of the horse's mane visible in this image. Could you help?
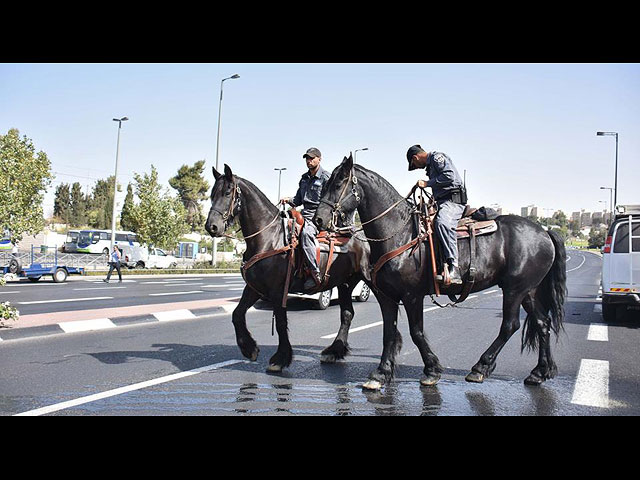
[236,175,279,214]
[353,164,403,201]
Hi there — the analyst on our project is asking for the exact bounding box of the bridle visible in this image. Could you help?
[319,166,360,230]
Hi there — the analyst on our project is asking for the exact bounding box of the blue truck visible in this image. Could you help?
[2,245,84,282]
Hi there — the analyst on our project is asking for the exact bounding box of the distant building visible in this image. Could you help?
[581,211,592,227]
[521,205,538,217]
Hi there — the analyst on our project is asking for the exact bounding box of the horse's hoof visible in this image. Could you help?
[524,374,543,386]
[362,379,382,391]
[420,373,441,387]
[249,349,259,362]
[266,364,283,373]
[320,354,336,364]
[465,371,484,383]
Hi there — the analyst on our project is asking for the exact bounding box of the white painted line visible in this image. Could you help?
[571,359,609,408]
[567,254,586,273]
[424,306,440,312]
[593,304,603,313]
[153,309,196,322]
[148,291,204,296]
[588,323,609,342]
[0,291,20,294]
[59,318,117,333]
[14,359,246,416]
[74,286,127,291]
[18,296,113,305]
[321,321,383,339]
[483,289,499,295]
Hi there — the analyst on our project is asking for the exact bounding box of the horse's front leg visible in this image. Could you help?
[404,295,443,386]
[321,280,358,363]
[363,295,403,391]
[232,285,261,361]
[267,304,293,372]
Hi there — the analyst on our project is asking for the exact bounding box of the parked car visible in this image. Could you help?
[118,245,178,269]
[289,280,371,310]
[601,204,640,322]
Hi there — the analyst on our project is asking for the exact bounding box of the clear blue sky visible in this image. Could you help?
[2,63,638,218]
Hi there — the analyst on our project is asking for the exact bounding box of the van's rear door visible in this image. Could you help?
[608,216,640,292]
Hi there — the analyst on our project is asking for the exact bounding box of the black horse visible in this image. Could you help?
[205,164,376,372]
[314,155,567,390]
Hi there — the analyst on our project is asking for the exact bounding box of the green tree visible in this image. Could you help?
[127,165,189,250]
[87,176,115,229]
[588,227,607,249]
[168,160,210,233]
[69,182,87,227]
[53,183,71,224]
[0,128,53,244]
[119,183,135,231]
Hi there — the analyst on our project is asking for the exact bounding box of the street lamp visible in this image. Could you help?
[354,147,368,162]
[215,74,240,171]
[274,168,287,202]
[110,116,128,252]
[213,74,239,267]
[596,131,619,209]
[600,186,613,223]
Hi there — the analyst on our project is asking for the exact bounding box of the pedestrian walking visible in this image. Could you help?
[104,246,123,283]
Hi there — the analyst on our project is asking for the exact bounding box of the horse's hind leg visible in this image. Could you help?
[321,279,358,363]
[232,286,261,362]
[522,290,558,385]
[466,288,526,383]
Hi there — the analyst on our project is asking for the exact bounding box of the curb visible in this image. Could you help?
[0,304,236,342]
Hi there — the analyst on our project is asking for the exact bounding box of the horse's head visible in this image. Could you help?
[205,164,240,237]
[314,153,362,231]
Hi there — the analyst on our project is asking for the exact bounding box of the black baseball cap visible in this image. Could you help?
[406,144,424,171]
[303,147,322,159]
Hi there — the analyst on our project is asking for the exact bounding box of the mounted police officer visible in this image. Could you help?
[407,145,466,285]
[281,147,331,290]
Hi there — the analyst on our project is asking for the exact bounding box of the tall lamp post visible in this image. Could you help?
[213,74,240,266]
[110,116,128,252]
[354,147,368,162]
[274,168,287,202]
[600,186,613,224]
[596,131,619,210]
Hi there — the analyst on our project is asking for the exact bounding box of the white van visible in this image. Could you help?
[601,204,640,321]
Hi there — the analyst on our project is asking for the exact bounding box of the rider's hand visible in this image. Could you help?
[417,180,427,189]
[280,197,290,205]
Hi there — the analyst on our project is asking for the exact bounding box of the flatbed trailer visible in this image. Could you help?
[1,245,84,283]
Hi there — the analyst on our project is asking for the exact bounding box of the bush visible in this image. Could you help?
[0,277,19,326]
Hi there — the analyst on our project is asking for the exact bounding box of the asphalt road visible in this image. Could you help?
[1,249,639,416]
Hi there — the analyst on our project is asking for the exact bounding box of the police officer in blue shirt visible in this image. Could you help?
[281,147,331,290]
[407,145,466,285]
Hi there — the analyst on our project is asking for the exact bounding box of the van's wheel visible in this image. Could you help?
[355,283,371,302]
[53,268,68,283]
[102,248,109,255]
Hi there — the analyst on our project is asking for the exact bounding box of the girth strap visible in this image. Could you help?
[447,223,476,304]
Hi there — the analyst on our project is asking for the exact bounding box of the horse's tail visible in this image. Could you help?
[522,229,567,352]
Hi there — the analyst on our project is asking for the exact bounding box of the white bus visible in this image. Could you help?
[76,229,140,255]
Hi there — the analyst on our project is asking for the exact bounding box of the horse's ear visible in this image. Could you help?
[342,154,353,171]
[212,166,222,180]
[224,164,233,180]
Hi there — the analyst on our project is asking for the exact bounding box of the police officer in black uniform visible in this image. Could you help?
[281,147,331,290]
[407,144,466,284]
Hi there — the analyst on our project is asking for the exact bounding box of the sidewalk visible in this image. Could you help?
[0,292,243,342]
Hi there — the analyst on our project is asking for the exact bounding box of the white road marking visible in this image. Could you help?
[74,286,127,291]
[148,291,203,296]
[59,318,117,333]
[0,291,20,294]
[483,289,499,295]
[567,254,586,273]
[153,309,196,321]
[18,296,113,305]
[588,323,609,342]
[571,359,609,408]
[13,359,246,416]
[321,321,383,339]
